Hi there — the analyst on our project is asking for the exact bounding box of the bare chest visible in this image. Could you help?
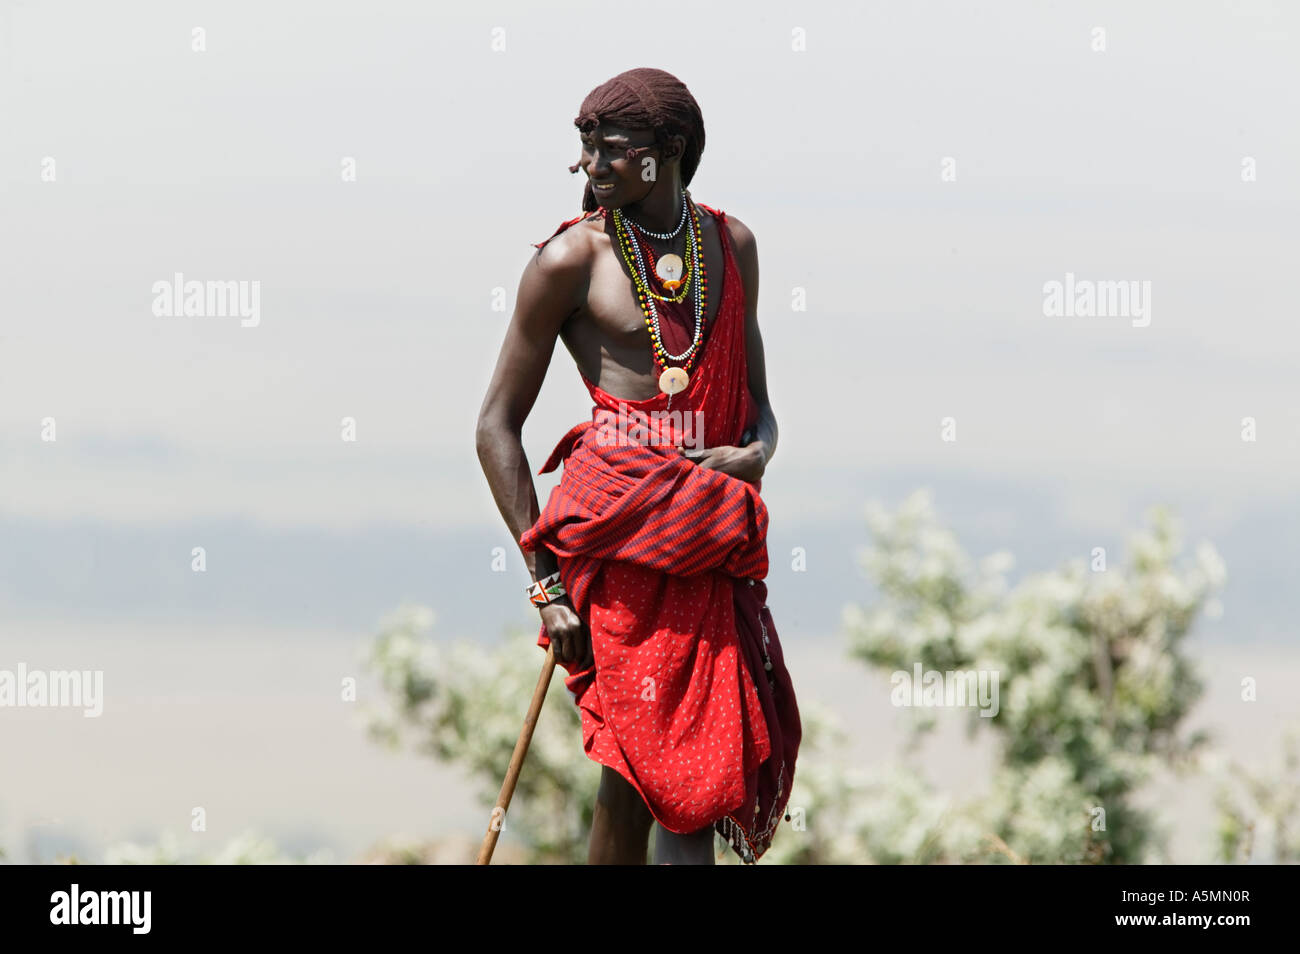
[560,214,727,398]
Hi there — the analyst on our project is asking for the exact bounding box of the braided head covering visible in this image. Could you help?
[567,67,706,213]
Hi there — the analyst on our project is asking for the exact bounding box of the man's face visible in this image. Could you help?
[577,123,661,208]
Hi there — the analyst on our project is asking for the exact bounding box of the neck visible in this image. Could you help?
[623,183,685,233]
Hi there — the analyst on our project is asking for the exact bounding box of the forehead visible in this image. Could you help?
[581,123,653,141]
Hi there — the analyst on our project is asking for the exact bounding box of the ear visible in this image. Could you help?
[664,133,687,164]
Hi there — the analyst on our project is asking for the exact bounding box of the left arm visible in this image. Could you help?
[679,214,776,483]
[731,214,777,473]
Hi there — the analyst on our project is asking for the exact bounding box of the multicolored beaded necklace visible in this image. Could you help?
[612,188,708,410]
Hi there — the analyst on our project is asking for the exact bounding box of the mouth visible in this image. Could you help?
[591,180,617,195]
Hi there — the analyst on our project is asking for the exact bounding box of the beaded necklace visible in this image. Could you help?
[612,189,709,409]
[628,227,693,304]
[624,196,688,240]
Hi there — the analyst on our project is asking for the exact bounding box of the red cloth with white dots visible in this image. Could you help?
[520,203,801,863]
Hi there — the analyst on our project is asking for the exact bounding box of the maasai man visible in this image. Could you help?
[475,67,801,865]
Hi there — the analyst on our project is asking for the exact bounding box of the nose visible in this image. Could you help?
[587,150,613,178]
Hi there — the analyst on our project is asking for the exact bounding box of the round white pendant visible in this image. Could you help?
[655,254,684,284]
[658,367,689,395]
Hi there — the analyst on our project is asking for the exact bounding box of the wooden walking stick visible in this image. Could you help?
[476,643,557,864]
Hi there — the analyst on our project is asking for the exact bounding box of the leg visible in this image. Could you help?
[588,765,655,864]
[654,822,717,865]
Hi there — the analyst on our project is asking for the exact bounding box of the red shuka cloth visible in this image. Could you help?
[520,203,801,864]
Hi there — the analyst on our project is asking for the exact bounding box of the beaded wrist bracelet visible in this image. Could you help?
[527,571,566,608]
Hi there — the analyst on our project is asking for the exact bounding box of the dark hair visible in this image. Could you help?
[567,68,706,213]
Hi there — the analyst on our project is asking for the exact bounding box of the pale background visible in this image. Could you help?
[1,0,1297,862]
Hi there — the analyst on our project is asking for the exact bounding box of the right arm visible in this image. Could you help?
[474,229,591,666]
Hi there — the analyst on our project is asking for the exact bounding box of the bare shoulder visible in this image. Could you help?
[719,211,757,260]
[533,212,604,272]
[517,212,605,328]
[715,211,758,289]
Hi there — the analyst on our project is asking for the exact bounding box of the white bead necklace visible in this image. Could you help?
[622,195,689,240]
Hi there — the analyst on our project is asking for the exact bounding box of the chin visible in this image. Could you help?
[592,186,646,210]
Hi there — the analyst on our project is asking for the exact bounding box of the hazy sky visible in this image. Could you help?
[2,0,1296,635]
[2,0,1298,861]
